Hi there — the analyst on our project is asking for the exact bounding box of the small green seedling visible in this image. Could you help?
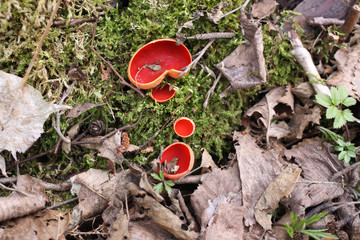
[334,139,357,163]
[151,170,175,195]
[284,212,338,240]
[315,85,356,128]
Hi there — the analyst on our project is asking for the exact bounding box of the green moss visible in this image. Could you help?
[1,0,301,181]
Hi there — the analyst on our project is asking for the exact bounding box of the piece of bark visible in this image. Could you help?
[233,131,283,227]
[288,30,331,96]
[327,43,360,101]
[283,138,345,216]
[216,8,266,89]
[341,4,360,39]
[191,164,241,226]
[252,0,278,19]
[255,164,301,230]
[127,182,198,240]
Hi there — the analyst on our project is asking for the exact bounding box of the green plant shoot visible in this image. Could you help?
[284,212,338,240]
[315,85,356,128]
[151,171,175,195]
[334,139,357,163]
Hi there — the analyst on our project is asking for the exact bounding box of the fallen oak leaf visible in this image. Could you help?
[66,102,105,119]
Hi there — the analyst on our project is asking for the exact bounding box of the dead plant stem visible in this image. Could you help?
[331,161,360,181]
[47,197,78,210]
[203,73,222,110]
[90,17,145,98]
[341,4,360,39]
[21,0,62,89]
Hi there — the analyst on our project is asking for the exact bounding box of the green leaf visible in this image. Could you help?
[342,96,356,107]
[348,150,356,158]
[337,139,346,146]
[159,169,165,180]
[326,106,339,119]
[338,151,346,160]
[165,180,175,187]
[333,113,346,128]
[334,146,343,152]
[337,85,349,104]
[299,229,338,240]
[304,212,328,225]
[330,86,340,105]
[342,109,355,122]
[164,183,172,195]
[284,224,294,238]
[151,173,162,181]
[153,182,163,194]
[344,154,351,163]
[315,94,332,107]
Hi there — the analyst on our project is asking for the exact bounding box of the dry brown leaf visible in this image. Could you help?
[0,71,69,159]
[291,82,315,106]
[255,164,301,230]
[1,209,70,240]
[203,192,245,240]
[97,131,123,164]
[191,164,241,226]
[287,104,321,139]
[216,8,266,89]
[206,2,228,24]
[140,172,164,202]
[252,0,278,19]
[284,138,344,216]
[327,43,360,100]
[200,148,218,174]
[0,155,7,177]
[101,64,112,81]
[128,220,178,240]
[336,192,360,239]
[267,121,291,139]
[66,102,105,119]
[108,204,130,240]
[245,85,294,143]
[233,131,283,227]
[127,182,199,240]
[0,175,46,222]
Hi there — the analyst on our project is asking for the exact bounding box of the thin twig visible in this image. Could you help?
[53,17,97,27]
[90,17,145,98]
[0,183,33,197]
[47,197,78,210]
[21,0,62,89]
[178,39,215,77]
[203,73,222,110]
[331,161,360,181]
[219,0,251,20]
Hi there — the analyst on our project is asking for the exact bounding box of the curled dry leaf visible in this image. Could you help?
[0,71,70,159]
[252,0,278,19]
[216,8,266,89]
[0,155,7,177]
[254,164,301,230]
[0,174,46,222]
[233,131,283,227]
[127,182,199,240]
[200,148,218,174]
[206,2,228,24]
[66,102,105,119]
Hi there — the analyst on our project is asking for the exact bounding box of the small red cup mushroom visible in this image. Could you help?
[149,83,176,103]
[173,117,195,138]
[159,142,194,179]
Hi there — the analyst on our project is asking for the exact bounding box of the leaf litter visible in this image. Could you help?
[2,0,360,239]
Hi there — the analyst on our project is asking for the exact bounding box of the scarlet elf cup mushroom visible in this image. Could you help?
[160,142,194,180]
[173,117,195,138]
[127,38,192,90]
